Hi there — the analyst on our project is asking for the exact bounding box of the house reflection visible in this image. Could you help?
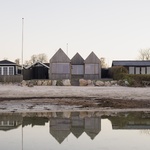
[0,111,150,144]
[49,112,101,143]
[107,112,150,129]
[0,114,22,131]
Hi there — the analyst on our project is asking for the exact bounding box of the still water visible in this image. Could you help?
[0,111,150,150]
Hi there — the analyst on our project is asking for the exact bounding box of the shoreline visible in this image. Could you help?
[0,85,150,113]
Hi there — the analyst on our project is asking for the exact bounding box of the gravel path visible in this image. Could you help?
[0,85,150,100]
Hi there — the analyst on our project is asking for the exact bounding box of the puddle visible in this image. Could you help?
[0,111,150,150]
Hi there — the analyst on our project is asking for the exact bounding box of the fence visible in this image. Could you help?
[0,75,23,83]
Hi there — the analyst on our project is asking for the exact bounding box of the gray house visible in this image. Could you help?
[84,52,101,79]
[49,48,71,80]
[112,60,150,74]
[71,53,84,85]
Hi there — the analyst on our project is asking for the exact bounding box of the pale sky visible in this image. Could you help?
[1,0,150,66]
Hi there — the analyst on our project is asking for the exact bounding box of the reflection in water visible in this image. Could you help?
[0,111,150,150]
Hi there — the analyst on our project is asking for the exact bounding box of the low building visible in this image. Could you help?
[0,59,21,75]
[24,61,49,80]
[0,59,22,82]
[112,60,150,74]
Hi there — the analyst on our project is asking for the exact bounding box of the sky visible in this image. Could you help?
[1,0,150,66]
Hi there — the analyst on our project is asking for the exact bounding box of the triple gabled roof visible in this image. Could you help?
[50,48,70,63]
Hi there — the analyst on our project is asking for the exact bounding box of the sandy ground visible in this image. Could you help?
[0,85,150,113]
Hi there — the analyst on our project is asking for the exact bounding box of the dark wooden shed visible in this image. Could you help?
[24,61,49,80]
[84,52,101,79]
[49,48,71,80]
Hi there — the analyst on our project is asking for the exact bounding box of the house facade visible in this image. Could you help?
[0,60,21,75]
[49,48,71,80]
[0,60,22,82]
[84,52,101,79]
[112,60,150,74]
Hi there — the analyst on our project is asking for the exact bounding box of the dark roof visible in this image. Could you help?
[84,52,100,64]
[112,60,150,67]
[0,60,16,65]
[71,53,84,65]
[50,48,70,63]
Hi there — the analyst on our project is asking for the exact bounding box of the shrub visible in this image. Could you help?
[110,66,128,80]
[123,74,150,87]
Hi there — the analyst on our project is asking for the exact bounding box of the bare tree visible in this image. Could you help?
[38,53,48,63]
[30,55,38,64]
[15,58,20,65]
[24,53,48,66]
[139,48,150,60]
[100,57,108,68]
[24,60,32,66]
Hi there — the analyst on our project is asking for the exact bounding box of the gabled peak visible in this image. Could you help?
[50,48,70,63]
[84,51,100,63]
[71,53,84,65]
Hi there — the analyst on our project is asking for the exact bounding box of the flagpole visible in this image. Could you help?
[22,18,24,70]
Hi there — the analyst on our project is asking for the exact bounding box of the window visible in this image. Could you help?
[141,67,146,74]
[0,66,14,75]
[129,67,134,74]
[85,64,99,74]
[3,67,8,75]
[51,63,70,74]
[147,67,150,74]
[0,67,2,75]
[9,67,14,75]
[72,65,84,75]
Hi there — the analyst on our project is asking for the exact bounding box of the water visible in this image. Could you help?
[0,111,150,150]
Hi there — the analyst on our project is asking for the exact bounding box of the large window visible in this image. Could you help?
[9,67,14,75]
[72,65,84,75]
[51,63,70,74]
[0,66,14,75]
[3,67,7,75]
[85,64,99,74]
[129,67,134,74]
[147,67,150,74]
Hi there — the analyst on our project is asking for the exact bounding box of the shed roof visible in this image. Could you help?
[112,60,150,67]
[71,53,84,65]
[50,48,70,63]
[84,52,100,64]
[0,60,16,65]
[26,61,49,69]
